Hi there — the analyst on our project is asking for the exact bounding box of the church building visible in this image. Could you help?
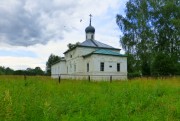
[51,16,127,80]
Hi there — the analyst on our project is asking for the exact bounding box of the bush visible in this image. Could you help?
[128,72,141,79]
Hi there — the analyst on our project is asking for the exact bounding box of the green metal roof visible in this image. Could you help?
[83,49,127,57]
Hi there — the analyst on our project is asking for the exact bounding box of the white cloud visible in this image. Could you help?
[0,56,44,70]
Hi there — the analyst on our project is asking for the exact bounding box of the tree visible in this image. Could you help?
[0,66,5,75]
[25,68,34,75]
[0,66,44,75]
[151,0,180,75]
[117,0,154,75]
[14,70,25,75]
[116,0,180,76]
[67,42,80,49]
[0,66,14,75]
[5,67,14,75]
[25,67,44,75]
[151,53,176,75]
[34,67,44,75]
[46,54,61,75]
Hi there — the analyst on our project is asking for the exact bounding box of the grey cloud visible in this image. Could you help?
[0,0,78,46]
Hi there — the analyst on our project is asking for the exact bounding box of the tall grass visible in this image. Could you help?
[0,75,179,121]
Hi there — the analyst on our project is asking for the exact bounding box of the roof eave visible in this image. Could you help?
[83,53,127,58]
[78,45,121,50]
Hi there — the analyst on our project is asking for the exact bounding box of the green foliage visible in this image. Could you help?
[0,66,5,75]
[0,66,44,76]
[14,70,25,75]
[0,76,179,121]
[0,66,14,75]
[128,72,141,78]
[116,0,180,76]
[176,63,180,75]
[34,67,44,75]
[25,67,44,76]
[46,54,61,75]
[126,53,141,73]
[152,53,177,75]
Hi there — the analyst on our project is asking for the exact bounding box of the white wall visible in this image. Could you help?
[64,47,97,74]
[86,33,95,40]
[65,47,96,60]
[92,54,127,73]
[87,54,127,80]
[51,61,66,78]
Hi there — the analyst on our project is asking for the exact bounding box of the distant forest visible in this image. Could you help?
[0,66,45,76]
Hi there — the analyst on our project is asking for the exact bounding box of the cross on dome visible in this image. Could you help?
[85,14,95,33]
[89,14,92,26]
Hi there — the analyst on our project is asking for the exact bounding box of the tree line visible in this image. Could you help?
[116,0,180,77]
[0,66,44,76]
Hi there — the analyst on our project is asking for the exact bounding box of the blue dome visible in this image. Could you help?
[85,25,95,33]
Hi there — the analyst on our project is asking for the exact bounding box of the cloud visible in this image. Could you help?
[0,56,45,70]
[0,49,37,57]
[0,0,40,46]
[0,0,127,47]
[0,0,79,46]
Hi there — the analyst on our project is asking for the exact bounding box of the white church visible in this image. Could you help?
[51,16,127,80]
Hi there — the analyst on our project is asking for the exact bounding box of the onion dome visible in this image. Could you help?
[85,25,95,33]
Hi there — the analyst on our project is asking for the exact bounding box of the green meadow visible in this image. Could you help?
[0,76,179,121]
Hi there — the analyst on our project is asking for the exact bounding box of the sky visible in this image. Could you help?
[0,0,128,71]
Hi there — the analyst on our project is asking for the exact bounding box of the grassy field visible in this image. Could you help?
[0,76,179,121]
